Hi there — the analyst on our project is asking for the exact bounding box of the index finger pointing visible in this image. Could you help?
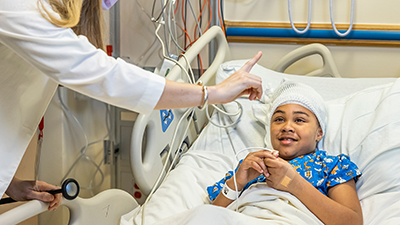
[240,51,262,73]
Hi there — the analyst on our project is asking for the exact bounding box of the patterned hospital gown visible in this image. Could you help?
[207,150,362,201]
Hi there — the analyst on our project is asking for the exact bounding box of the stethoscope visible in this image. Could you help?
[0,178,80,205]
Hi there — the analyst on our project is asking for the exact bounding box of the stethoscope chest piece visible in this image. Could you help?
[61,178,80,200]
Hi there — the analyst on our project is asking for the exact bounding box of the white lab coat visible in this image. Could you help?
[0,0,165,197]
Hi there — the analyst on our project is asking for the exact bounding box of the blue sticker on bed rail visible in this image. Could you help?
[160,109,174,132]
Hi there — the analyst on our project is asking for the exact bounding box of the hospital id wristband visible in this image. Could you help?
[197,81,208,110]
[222,183,240,201]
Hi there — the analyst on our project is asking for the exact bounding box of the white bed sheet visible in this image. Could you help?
[121,61,400,225]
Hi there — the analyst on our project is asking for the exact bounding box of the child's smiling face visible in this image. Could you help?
[270,104,323,161]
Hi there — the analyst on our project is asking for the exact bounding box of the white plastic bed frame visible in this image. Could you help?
[0,26,351,224]
[0,189,138,225]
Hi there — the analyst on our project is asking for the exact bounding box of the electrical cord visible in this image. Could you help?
[151,0,171,22]
[168,0,186,53]
[288,0,312,34]
[187,0,203,37]
[206,102,243,129]
[140,106,195,225]
[161,0,171,57]
[140,51,197,224]
[220,0,226,35]
[134,0,159,67]
[218,0,225,36]
[330,0,354,37]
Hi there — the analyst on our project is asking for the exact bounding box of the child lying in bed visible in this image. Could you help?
[207,80,363,225]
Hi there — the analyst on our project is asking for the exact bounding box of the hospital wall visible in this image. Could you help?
[223,0,400,78]
[120,0,400,78]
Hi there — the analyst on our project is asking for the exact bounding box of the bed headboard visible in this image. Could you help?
[130,26,231,196]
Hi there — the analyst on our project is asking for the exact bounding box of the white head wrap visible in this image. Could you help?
[268,80,327,134]
[254,79,327,149]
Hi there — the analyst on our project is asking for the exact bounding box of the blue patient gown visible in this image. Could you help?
[207,150,362,201]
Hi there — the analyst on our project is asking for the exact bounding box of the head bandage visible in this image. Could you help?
[259,79,327,148]
[269,80,327,133]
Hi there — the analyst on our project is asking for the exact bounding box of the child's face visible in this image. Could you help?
[270,104,323,161]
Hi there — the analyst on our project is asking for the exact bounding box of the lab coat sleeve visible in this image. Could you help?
[0,10,166,115]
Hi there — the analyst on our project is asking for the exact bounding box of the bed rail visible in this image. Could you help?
[271,43,341,78]
[130,26,231,196]
[0,189,138,225]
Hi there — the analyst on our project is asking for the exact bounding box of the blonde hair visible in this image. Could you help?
[38,0,105,50]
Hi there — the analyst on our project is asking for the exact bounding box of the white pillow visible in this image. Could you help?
[323,81,400,200]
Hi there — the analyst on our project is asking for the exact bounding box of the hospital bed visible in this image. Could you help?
[125,26,400,225]
[2,26,400,224]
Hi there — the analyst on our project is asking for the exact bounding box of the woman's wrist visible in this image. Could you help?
[205,86,218,105]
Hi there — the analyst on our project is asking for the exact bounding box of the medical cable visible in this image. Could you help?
[155,18,194,81]
[181,54,243,129]
[134,0,159,67]
[197,0,203,39]
[181,54,197,83]
[219,112,237,156]
[205,102,243,129]
[183,0,188,47]
[330,0,354,37]
[139,39,242,224]
[219,0,226,35]
[57,88,110,194]
[140,47,198,224]
[141,107,195,225]
[187,0,203,37]
[58,103,106,192]
[288,0,312,34]
[218,0,226,36]
[182,53,243,129]
[161,0,171,57]
[58,93,110,191]
[151,0,171,23]
[168,0,186,53]
[141,4,242,222]
[139,98,243,224]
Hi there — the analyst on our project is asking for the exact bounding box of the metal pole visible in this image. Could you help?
[208,0,219,66]
[110,1,120,58]
[108,1,120,188]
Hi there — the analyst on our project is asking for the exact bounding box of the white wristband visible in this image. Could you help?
[222,183,240,201]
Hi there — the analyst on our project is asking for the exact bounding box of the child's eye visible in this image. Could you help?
[295,118,305,123]
[273,117,284,122]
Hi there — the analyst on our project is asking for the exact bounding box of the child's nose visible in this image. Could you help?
[281,121,295,133]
